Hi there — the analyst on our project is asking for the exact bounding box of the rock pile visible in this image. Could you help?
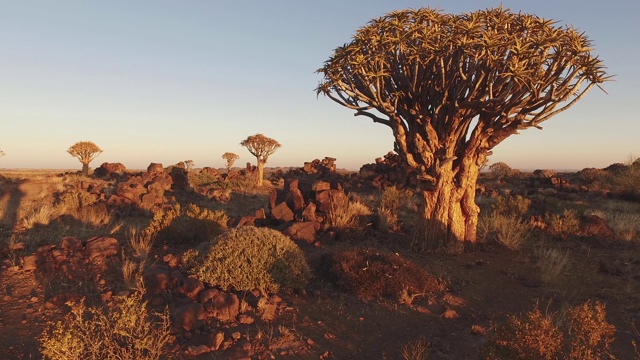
[357,152,418,189]
[93,162,126,178]
[107,163,175,210]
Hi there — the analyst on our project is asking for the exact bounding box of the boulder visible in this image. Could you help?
[201,290,240,322]
[84,236,120,261]
[283,221,320,244]
[173,303,206,331]
[147,163,164,174]
[271,202,294,222]
[94,162,126,178]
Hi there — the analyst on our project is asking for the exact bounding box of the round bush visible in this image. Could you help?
[183,226,311,293]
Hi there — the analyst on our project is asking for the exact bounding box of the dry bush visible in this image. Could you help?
[182,226,310,294]
[40,290,173,360]
[21,204,57,230]
[380,185,411,213]
[567,300,615,360]
[535,246,571,285]
[605,158,640,201]
[477,213,532,250]
[145,203,228,244]
[122,258,142,290]
[492,195,532,218]
[546,209,581,239]
[400,337,432,360]
[485,306,563,360]
[127,226,153,262]
[490,162,513,180]
[375,206,398,232]
[587,200,640,240]
[325,196,372,229]
[323,248,445,301]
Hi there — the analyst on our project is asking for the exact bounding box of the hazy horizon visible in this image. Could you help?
[1,1,638,171]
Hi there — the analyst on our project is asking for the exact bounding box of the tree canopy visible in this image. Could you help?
[67,141,102,175]
[240,134,280,186]
[317,7,609,182]
[316,7,608,243]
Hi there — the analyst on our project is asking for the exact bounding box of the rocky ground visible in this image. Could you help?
[1,160,639,359]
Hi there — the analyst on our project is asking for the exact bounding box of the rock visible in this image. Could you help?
[170,167,189,191]
[271,202,294,222]
[283,221,319,244]
[94,162,126,178]
[173,303,206,331]
[213,332,225,350]
[202,291,239,322]
[147,163,164,174]
[207,188,231,203]
[442,308,459,319]
[176,277,204,300]
[238,314,255,324]
[84,236,120,261]
[60,236,83,252]
[187,345,211,356]
[315,189,348,213]
[143,267,172,293]
[22,255,37,271]
[302,203,317,222]
[580,215,615,238]
[288,187,305,211]
[314,181,331,192]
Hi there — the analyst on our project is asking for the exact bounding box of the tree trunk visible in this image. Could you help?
[421,159,480,243]
[256,161,265,187]
[81,162,90,176]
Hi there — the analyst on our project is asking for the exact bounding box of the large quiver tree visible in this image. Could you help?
[67,141,103,176]
[317,7,608,243]
[240,134,281,187]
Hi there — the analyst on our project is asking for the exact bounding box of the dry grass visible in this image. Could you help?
[477,213,532,250]
[400,337,432,360]
[325,196,372,229]
[126,226,154,262]
[534,245,571,285]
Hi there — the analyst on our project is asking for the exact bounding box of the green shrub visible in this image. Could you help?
[146,203,228,244]
[40,290,173,360]
[183,226,310,293]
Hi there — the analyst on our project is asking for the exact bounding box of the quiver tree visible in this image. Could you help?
[240,134,281,187]
[67,141,103,176]
[317,7,608,243]
[222,152,240,173]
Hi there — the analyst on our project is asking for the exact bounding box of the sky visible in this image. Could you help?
[1,0,638,171]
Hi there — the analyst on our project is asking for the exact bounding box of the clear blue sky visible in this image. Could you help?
[1,1,638,170]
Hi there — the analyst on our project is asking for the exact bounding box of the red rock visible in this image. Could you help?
[187,345,211,356]
[60,236,82,252]
[147,163,164,174]
[271,202,294,222]
[314,181,331,192]
[302,203,317,222]
[84,236,120,260]
[176,277,204,300]
[283,221,319,244]
[202,291,239,322]
[143,267,172,293]
[288,188,305,211]
[22,255,37,271]
[173,303,205,331]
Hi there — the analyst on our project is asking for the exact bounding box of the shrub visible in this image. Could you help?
[375,206,398,232]
[477,213,532,250]
[567,300,615,360]
[400,337,432,360]
[492,195,531,218]
[325,196,372,229]
[380,185,412,213]
[40,290,173,360]
[490,162,513,180]
[324,248,445,301]
[545,209,580,239]
[486,307,563,360]
[534,246,571,285]
[183,226,310,294]
[145,203,228,244]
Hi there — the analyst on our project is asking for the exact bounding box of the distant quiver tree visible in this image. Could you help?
[316,7,609,243]
[222,152,240,173]
[67,141,103,176]
[240,134,280,187]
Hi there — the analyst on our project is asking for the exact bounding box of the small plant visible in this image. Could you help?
[380,186,409,213]
[40,290,173,360]
[492,195,531,218]
[567,300,615,360]
[400,337,432,360]
[546,209,580,239]
[375,206,398,232]
[127,226,153,262]
[477,213,532,250]
[535,246,571,285]
[325,196,372,229]
[486,306,563,360]
[183,226,311,294]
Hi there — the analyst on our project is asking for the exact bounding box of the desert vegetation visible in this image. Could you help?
[3,5,637,360]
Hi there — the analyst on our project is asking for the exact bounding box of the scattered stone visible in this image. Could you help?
[187,345,211,356]
[176,277,204,300]
[173,303,206,331]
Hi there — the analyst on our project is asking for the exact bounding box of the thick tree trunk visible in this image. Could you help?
[256,161,265,187]
[81,162,90,176]
[421,159,480,243]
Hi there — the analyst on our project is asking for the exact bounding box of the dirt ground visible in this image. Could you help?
[1,168,639,359]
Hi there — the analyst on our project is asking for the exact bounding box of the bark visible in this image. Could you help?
[256,160,265,187]
[420,157,480,243]
[81,162,90,176]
